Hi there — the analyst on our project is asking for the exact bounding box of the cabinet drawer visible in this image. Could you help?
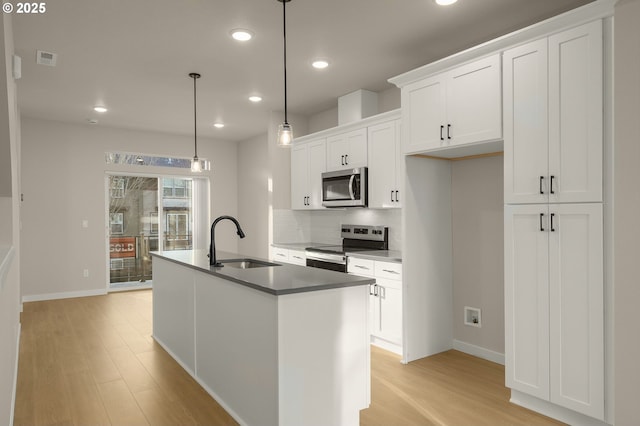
[374,261,402,281]
[272,247,289,262]
[288,249,306,266]
[347,257,375,276]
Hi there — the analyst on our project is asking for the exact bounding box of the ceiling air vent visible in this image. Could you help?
[36,50,57,66]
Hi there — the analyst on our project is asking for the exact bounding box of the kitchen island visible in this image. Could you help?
[151,249,374,426]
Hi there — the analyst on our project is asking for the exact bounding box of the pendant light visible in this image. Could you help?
[189,72,203,172]
[276,0,293,147]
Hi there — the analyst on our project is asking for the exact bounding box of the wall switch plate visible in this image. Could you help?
[83,269,89,278]
[82,220,89,228]
[464,306,481,328]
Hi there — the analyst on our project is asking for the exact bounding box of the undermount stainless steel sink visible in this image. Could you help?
[218,258,281,269]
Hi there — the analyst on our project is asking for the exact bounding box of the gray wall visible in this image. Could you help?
[614,0,640,424]
[451,155,504,355]
[20,118,238,299]
[237,133,269,258]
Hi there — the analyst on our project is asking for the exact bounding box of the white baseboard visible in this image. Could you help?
[10,322,21,426]
[22,288,107,303]
[371,336,402,356]
[453,339,505,365]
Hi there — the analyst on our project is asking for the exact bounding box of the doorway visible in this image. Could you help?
[107,174,204,290]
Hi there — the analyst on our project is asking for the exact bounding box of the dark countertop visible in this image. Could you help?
[271,242,336,250]
[346,250,403,263]
[151,249,374,296]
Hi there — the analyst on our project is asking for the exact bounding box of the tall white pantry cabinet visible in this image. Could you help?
[503,19,605,421]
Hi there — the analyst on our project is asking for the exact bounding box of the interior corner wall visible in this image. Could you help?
[237,134,269,258]
[451,155,504,357]
[0,12,21,426]
[20,117,238,300]
[613,0,640,424]
[267,111,308,212]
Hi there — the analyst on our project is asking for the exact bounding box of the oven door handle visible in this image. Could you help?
[348,174,356,200]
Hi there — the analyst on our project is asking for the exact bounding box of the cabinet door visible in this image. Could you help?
[326,133,348,171]
[402,74,446,154]
[377,278,402,345]
[326,129,367,171]
[394,121,404,207]
[548,203,603,419]
[291,143,309,210]
[503,39,549,204]
[504,204,550,401]
[447,54,502,147]
[307,139,327,208]
[344,128,368,168]
[548,21,603,203]
[368,120,399,208]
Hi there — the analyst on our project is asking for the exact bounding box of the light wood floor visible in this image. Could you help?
[15,290,562,425]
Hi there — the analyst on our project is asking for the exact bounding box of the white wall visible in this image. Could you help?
[308,86,401,134]
[614,0,640,424]
[451,155,504,356]
[20,118,238,299]
[237,134,269,258]
[0,12,21,426]
[273,208,402,251]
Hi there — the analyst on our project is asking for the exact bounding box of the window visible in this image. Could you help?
[109,212,124,235]
[166,213,189,240]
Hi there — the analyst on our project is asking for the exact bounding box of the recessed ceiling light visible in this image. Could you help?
[93,106,108,113]
[249,96,262,103]
[213,122,225,129]
[231,29,254,41]
[435,0,458,5]
[312,60,329,69]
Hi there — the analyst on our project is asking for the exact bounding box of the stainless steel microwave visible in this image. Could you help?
[321,167,368,208]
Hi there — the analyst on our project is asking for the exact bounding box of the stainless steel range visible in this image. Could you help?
[305,224,388,272]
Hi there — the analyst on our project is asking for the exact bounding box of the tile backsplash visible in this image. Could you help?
[273,208,402,251]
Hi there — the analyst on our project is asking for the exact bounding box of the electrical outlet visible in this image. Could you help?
[83,269,89,278]
[464,306,481,328]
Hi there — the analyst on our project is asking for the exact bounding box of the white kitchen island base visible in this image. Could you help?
[152,253,371,426]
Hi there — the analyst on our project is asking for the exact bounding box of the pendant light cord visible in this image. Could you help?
[282,0,289,125]
[192,74,198,158]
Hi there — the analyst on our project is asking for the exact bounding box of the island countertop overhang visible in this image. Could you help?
[151,249,375,296]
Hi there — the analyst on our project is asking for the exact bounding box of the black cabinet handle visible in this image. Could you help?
[391,190,394,202]
[395,190,399,202]
[540,176,544,195]
[341,155,344,166]
[345,154,348,165]
[447,124,452,140]
[540,213,545,232]
[550,213,555,232]
[440,125,444,141]
[550,175,555,194]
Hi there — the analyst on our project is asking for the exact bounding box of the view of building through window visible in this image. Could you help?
[108,175,194,288]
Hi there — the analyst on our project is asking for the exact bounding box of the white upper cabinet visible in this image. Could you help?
[326,128,368,171]
[402,54,502,156]
[504,21,603,204]
[291,138,326,210]
[368,120,402,208]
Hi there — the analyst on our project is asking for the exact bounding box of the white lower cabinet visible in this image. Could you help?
[505,203,604,420]
[270,247,306,266]
[348,257,403,354]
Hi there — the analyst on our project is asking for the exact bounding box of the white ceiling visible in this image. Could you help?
[12,0,594,142]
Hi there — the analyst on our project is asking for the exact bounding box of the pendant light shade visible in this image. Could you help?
[189,72,203,172]
[277,0,293,147]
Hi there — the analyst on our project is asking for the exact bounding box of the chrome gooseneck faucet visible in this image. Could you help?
[209,215,246,267]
